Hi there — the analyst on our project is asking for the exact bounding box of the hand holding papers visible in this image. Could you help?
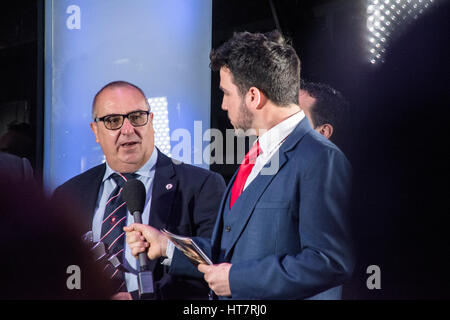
[161,229,213,266]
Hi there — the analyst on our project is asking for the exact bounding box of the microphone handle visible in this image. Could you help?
[132,211,149,271]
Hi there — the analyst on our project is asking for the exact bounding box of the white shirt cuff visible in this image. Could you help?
[161,240,175,266]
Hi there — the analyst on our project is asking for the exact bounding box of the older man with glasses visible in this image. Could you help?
[53,81,226,300]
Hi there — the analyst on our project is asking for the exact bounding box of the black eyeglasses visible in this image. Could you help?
[94,110,151,130]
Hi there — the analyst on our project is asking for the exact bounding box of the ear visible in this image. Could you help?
[245,87,267,110]
[317,124,334,140]
[90,122,100,143]
[149,112,154,124]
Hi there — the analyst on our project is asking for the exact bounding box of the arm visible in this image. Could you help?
[126,171,226,279]
[169,171,226,278]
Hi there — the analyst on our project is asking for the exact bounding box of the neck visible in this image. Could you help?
[254,103,301,136]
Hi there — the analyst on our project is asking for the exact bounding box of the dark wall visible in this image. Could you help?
[0,0,41,172]
[348,2,450,299]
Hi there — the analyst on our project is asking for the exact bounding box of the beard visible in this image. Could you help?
[233,100,255,137]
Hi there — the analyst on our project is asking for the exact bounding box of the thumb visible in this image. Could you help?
[124,223,144,233]
[197,264,210,274]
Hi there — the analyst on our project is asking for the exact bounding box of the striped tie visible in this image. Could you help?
[100,173,137,262]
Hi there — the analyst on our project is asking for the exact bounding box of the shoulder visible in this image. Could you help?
[172,160,225,186]
[293,129,351,170]
[0,152,24,170]
[156,150,225,191]
[54,163,105,194]
[0,152,33,183]
[157,150,225,185]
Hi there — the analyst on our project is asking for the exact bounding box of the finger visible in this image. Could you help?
[131,246,147,257]
[124,223,145,233]
[125,231,142,244]
[197,264,210,274]
[128,241,149,250]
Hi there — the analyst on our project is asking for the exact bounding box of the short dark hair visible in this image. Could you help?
[301,81,349,130]
[210,30,301,107]
[92,81,150,119]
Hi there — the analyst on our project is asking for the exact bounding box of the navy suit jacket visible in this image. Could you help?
[169,118,354,299]
[53,150,226,299]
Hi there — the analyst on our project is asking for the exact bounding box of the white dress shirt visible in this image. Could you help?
[244,110,305,189]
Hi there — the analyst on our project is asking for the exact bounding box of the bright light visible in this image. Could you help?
[366,0,435,65]
[148,97,171,157]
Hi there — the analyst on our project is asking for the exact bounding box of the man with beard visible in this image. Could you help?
[125,31,354,300]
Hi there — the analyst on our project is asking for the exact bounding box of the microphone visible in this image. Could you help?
[123,179,155,299]
[123,179,147,271]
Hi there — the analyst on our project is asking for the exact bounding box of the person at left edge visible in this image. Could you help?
[53,81,226,300]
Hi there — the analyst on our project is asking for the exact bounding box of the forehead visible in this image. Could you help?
[219,67,236,89]
[95,86,147,115]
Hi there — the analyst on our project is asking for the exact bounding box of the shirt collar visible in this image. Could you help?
[257,110,305,156]
[102,146,158,182]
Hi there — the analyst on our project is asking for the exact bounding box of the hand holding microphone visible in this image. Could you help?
[124,223,168,260]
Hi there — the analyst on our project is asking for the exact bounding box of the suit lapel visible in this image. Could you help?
[147,151,178,271]
[83,164,106,224]
[223,152,288,260]
[223,118,313,260]
[149,150,177,232]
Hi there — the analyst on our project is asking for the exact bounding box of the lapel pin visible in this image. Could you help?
[166,183,173,190]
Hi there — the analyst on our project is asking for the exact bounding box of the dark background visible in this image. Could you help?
[1,0,449,299]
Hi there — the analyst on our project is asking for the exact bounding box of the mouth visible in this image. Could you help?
[119,141,139,149]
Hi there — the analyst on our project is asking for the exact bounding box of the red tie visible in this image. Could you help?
[230,141,262,209]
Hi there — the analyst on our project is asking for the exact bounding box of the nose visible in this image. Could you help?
[221,99,227,111]
[120,118,134,135]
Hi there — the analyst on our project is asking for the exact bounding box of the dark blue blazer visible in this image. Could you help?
[53,150,226,299]
[170,118,354,299]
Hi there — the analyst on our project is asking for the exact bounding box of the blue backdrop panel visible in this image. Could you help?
[44,0,212,191]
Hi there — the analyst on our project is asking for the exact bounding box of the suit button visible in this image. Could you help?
[225,226,231,232]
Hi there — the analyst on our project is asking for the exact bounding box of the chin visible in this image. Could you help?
[120,155,140,165]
